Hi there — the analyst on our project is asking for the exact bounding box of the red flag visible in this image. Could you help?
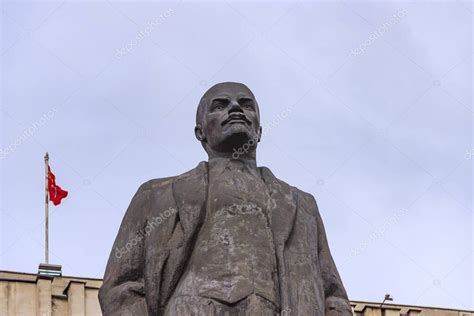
[48,166,68,206]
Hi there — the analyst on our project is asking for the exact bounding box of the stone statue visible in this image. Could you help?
[99,82,351,315]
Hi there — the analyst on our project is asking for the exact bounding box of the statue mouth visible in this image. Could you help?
[221,114,251,126]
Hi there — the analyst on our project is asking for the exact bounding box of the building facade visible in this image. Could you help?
[0,270,472,316]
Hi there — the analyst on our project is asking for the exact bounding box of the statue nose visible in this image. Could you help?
[228,101,243,113]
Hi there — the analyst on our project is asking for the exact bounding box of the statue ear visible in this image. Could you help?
[258,126,262,142]
[195,125,206,142]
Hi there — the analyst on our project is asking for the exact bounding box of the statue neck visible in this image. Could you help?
[206,146,257,161]
[207,154,258,174]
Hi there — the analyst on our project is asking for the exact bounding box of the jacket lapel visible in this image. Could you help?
[156,162,208,308]
[260,166,298,246]
[172,161,209,241]
[260,166,298,313]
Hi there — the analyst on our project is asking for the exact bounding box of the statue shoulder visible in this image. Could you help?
[259,166,315,199]
[144,176,177,192]
[259,166,293,188]
[138,161,208,193]
[260,166,320,213]
[296,188,317,204]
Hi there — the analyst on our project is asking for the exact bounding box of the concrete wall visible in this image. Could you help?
[0,270,472,316]
[0,271,101,316]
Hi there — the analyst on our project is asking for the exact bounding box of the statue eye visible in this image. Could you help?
[242,102,254,110]
[212,99,228,111]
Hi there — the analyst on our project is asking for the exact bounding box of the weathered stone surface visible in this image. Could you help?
[99,82,352,315]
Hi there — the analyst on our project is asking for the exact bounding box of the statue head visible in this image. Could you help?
[195,82,262,159]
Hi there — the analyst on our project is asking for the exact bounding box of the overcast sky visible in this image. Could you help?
[1,0,472,311]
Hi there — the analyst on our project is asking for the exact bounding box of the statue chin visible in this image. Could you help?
[215,131,255,154]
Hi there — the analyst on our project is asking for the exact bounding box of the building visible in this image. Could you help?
[1,270,472,316]
[0,270,101,316]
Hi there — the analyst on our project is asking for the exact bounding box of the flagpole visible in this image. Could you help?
[38,152,62,276]
[44,152,49,264]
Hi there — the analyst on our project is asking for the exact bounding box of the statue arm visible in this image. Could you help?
[99,182,151,316]
[314,200,352,316]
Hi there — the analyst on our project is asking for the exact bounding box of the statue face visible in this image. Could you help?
[196,83,262,155]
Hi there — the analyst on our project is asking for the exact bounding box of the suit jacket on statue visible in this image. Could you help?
[99,162,352,316]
